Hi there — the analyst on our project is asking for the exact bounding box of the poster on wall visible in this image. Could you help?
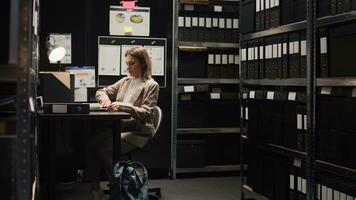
[109,6,150,36]
[49,33,72,64]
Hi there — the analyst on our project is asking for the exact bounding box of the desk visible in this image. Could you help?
[38,111,131,200]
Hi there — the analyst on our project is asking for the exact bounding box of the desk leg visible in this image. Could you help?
[112,121,121,165]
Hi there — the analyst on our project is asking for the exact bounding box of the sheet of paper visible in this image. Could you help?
[65,66,96,88]
[74,87,88,102]
[144,45,165,76]
[98,45,121,76]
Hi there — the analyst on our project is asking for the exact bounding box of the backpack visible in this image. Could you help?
[109,161,149,200]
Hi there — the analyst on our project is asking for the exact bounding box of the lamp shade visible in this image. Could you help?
[47,45,66,63]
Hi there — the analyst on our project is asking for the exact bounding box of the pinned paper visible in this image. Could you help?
[124,25,133,35]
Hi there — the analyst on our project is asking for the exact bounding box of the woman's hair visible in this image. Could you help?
[125,46,152,80]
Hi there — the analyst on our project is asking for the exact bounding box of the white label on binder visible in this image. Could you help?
[317,184,321,200]
[283,43,288,55]
[301,40,307,56]
[210,93,221,99]
[304,115,307,130]
[215,54,221,64]
[256,0,261,12]
[199,17,205,27]
[184,86,194,93]
[219,18,225,28]
[288,92,297,101]
[289,42,294,54]
[327,188,333,200]
[293,159,302,167]
[346,196,353,200]
[255,47,258,60]
[261,0,265,10]
[208,54,214,64]
[234,55,239,64]
[290,174,295,189]
[226,18,232,29]
[180,94,191,101]
[321,185,327,200]
[268,45,273,59]
[248,48,253,61]
[214,5,222,12]
[251,47,255,60]
[320,37,328,54]
[243,93,248,99]
[334,191,340,200]
[340,193,346,200]
[294,41,299,53]
[178,16,184,27]
[229,54,234,64]
[184,5,194,11]
[321,87,332,95]
[245,107,249,120]
[297,114,303,129]
[249,91,256,99]
[206,18,212,28]
[222,54,228,64]
[260,46,264,59]
[185,17,191,27]
[192,17,198,26]
[301,178,306,194]
[273,44,278,58]
[278,43,282,58]
[275,0,279,6]
[271,0,275,7]
[213,18,219,27]
[267,91,274,100]
[265,0,270,9]
[297,177,302,192]
[233,19,239,29]
[240,107,243,118]
[242,49,247,61]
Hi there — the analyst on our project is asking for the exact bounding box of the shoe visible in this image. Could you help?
[91,189,104,200]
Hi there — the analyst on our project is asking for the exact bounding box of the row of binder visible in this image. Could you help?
[255,0,280,31]
[243,89,307,152]
[241,28,329,79]
[178,15,239,43]
[178,51,239,78]
[178,84,239,100]
[207,54,239,78]
[316,172,356,199]
[289,159,307,200]
[329,0,356,15]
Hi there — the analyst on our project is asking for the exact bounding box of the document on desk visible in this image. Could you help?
[89,103,108,111]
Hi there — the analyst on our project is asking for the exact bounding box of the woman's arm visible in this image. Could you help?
[95,78,126,104]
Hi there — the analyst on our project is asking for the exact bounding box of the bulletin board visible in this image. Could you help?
[97,36,167,87]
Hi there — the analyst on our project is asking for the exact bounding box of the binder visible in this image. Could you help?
[331,0,337,14]
[214,54,222,78]
[353,0,356,10]
[241,43,248,78]
[337,0,352,14]
[259,39,265,79]
[256,0,263,31]
[247,44,255,78]
[296,105,306,152]
[264,38,273,78]
[253,42,260,79]
[265,0,271,29]
[232,18,239,43]
[178,16,185,41]
[289,32,300,78]
[270,0,280,27]
[184,16,192,41]
[198,17,206,42]
[225,18,233,43]
[283,93,297,149]
[228,54,235,78]
[205,17,212,42]
[234,54,240,78]
[207,53,215,78]
[282,34,289,78]
[218,18,226,43]
[319,28,329,77]
[300,32,307,78]
[295,0,307,21]
[212,17,219,42]
[191,16,199,41]
[221,54,229,78]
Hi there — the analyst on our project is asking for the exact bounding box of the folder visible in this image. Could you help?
[264,38,273,78]
[300,32,307,78]
[234,54,240,78]
[221,54,229,78]
[319,28,329,77]
[289,32,300,78]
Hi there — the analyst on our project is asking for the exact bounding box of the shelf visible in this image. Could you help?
[0,135,17,139]
[178,41,239,48]
[242,77,356,86]
[179,0,209,5]
[0,64,17,83]
[178,78,240,84]
[242,11,356,40]
[241,78,306,86]
[177,127,240,135]
[178,46,207,52]
[243,185,269,200]
[176,164,240,173]
[248,141,307,160]
[317,77,356,86]
[316,160,356,181]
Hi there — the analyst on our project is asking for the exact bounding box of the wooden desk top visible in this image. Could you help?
[37,111,131,120]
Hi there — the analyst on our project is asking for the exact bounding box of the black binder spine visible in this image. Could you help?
[241,43,248,78]
[191,16,199,41]
[253,40,260,79]
[235,54,240,78]
[184,16,192,41]
[198,16,206,42]
[215,53,222,78]
[265,0,271,30]
[225,18,233,43]
[282,34,289,78]
[331,0,337,14]
[218,17,226,43]
[178,16,185,41]
[300,32,307,78]
[259,39,265,79]
[256,0,262,31]
[288,32,300,78]
[248,42,255,78]
[319,28,329,77]
[212,17,219,42]
[269,0,280,27]
[232,18,239,43]
[207,53,215,78]
[205,17,212,42]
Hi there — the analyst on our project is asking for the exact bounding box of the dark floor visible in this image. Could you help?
[55,176,261,200]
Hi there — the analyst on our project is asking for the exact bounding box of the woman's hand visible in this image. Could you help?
[107,102,120,112]
[99,99,111,108]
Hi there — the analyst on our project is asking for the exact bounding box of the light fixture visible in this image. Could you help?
[46,36,66,63]
[120,0,137,11]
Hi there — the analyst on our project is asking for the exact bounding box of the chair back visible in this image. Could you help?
[152,106,162,133]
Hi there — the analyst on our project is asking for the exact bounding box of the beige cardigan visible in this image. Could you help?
[96,77,159,143]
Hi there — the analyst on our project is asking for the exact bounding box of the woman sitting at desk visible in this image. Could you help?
[86,46,159,199]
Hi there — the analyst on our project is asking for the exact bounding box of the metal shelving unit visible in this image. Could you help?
[0,65,17,83]
[176,164,241,173]
[177,127,240,134]
[247,141,307,160]
[316,160,356,181]
[178,41,239,48]
[242,77,356,86]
